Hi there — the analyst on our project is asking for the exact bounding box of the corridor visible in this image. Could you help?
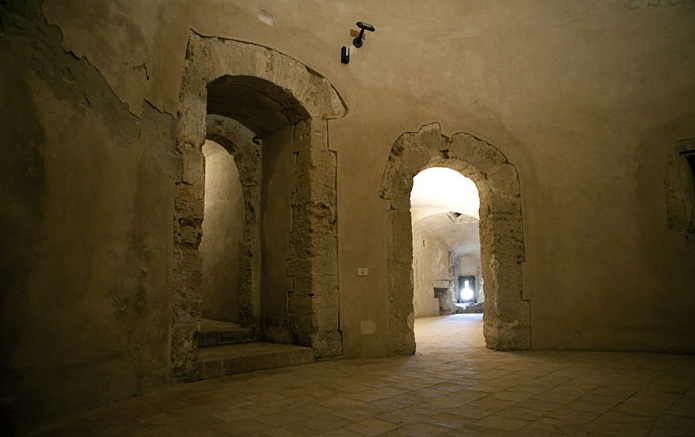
[45,315,695,436]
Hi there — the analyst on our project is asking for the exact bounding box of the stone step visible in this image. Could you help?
[199,319,258,347]
[198,342,315,380]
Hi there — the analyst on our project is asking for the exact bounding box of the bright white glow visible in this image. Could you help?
[410,167,479,223]
[460,280,474,301]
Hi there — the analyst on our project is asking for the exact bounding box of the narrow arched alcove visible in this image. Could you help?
[200,139,245,323]
[205,115,264,335]
[410,167,483,319]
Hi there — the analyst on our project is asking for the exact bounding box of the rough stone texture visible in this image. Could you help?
[380,123,530,352]
[172,32,346,380]
[386,210,417,355]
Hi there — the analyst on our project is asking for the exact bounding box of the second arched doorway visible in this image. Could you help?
[380,123,530,354]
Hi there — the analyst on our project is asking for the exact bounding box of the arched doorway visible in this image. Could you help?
[410,167,483,318]
[172,33,346,380]
[380,123,530,354]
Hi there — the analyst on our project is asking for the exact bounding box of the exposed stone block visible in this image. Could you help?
[388,260,414,301]
[312,331,343,358]
[487,196,522,216]
[387,210,414,262]
[291,119,311,154]
[450,133,508,170]
[174,193,204,219]
[287,255,337,280]
[181,145,205,186]
[487,164,521,197]
[291,201,337,228]
[294,149,337,204]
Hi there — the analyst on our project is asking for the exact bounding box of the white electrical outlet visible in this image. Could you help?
[357,267,369,276]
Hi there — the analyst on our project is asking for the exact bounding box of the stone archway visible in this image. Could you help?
[380,123,530,354]
[172,32,346,380]
[204,114,261,332]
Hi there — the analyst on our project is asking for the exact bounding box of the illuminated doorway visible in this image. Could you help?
[380,123,530,354]
[410,167,483,319]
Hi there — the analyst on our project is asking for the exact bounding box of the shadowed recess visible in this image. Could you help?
[206,75,310,138]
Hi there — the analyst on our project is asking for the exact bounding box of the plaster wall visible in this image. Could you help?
[1,2,176,432]
[2,0,695,432]
[260,125,295,344]
[458,256,481,278]
[412,226,450,318]
[200,140,244,322]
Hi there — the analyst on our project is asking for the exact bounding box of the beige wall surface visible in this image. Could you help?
[2,0,695,432]
[201,140,244,322]
[412,226,450,318]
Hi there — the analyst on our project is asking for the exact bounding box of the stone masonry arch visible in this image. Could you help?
[172,32,346,380]
[380,123,530,354]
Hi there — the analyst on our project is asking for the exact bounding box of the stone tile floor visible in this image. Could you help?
[45,315,695,436]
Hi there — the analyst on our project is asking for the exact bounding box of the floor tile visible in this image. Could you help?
[40,315,695,437]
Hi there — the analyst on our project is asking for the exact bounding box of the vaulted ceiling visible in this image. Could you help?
[410,167,481,258]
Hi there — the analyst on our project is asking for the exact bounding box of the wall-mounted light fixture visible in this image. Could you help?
[352,21,375,48]
[341,21,375,64]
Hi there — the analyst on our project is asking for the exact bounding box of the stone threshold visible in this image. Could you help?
[198,342,315,380]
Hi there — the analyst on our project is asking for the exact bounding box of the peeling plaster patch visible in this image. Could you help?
[42,0,176,117]
[258,10,275,26]
[628,0,695,8]
[6,1,143,147]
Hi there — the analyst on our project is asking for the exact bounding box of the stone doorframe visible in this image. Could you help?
[172,31,346,380]
[380,123,530,354]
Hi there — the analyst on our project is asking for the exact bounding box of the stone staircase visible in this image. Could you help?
[198,319,257,347]
[197,319,314,380]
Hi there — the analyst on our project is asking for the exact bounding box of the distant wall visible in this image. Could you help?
[412,225,450,318]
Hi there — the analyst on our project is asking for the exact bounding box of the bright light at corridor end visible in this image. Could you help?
[410,167,479,221]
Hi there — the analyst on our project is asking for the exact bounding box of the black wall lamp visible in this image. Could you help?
[353,21,375,48]
[341,21,375,64]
